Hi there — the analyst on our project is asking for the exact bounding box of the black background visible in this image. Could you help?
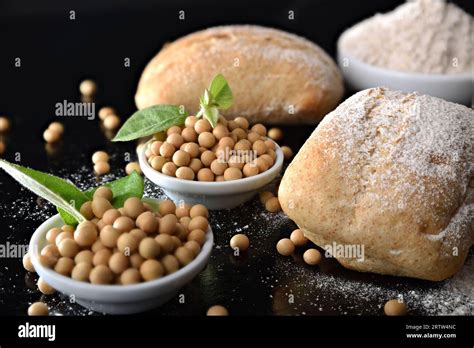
[1,0,472,127]
[0,0,473,343]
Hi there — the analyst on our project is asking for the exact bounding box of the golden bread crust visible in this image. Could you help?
[279,87,473,281]
[135,25,343,124]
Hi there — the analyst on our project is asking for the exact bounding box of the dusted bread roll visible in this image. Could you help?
[135,25,343,124]
[279,87,473,281]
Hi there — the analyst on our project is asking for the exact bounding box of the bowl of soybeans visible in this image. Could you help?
[138,115,284,209]
[28,189,213,314]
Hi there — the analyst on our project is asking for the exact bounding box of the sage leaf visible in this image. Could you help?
[209,74,234,109]
[112,105,188,142]
[0,159,87,223]
[85,171,144,208]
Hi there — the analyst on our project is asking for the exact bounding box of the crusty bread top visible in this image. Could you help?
[316,87,473,247]
[135,25,343,124]
[279,87,473,280]
[155,25,339,87]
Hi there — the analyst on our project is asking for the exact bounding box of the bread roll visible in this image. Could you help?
[279,87,473,281]
[135,25,343,124]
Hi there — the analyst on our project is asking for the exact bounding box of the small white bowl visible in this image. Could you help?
[337,49,473,105]
[139,139,284,210]
[29,213,213,315]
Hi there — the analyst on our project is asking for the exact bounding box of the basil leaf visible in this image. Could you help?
[0,159,87,223]
[203,89,212,105]
[58,208,80,226]
[196,107,204,118]
[141,197,160,213]
[112,105,188,142]
[85,171,144,208]
[203,105,219,128]
[209,74,234,109]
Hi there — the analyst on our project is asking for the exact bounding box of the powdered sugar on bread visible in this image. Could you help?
[136,25,343,124]
[280,87,472,280]
[319,87,472,240]
[198,25,340,89]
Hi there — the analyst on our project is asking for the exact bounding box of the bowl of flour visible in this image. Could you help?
[337,0,473,105]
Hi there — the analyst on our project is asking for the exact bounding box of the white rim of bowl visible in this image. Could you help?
[337,47,473,81]
[29,214,214,294]
[139,138,284,193]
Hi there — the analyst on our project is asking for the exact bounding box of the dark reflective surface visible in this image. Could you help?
[1,114,470,316]
[0,0,472,316]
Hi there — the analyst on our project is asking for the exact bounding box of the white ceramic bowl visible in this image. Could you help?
[29,214,213,314]
[337,49,473,105]
[139,139,284,210]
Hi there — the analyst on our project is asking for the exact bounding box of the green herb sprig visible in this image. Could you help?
[196,74,234,127]
[112,74,233,142]
[0,159,144,225]
[112,105,187,142]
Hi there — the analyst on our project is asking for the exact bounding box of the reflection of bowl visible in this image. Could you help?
[337,49,473,105]
[30,213,213,315]
[139,140,284,210]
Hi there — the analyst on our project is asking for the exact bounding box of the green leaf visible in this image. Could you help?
[86,171,144,208]
[209,74,234,109]
[0,159,87,224]
[112,105,188,142]
[203,88,212,105]
[203,105,219,128]
[141,197,160,213]
[196,74,234,127]
[58,208,80,226]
